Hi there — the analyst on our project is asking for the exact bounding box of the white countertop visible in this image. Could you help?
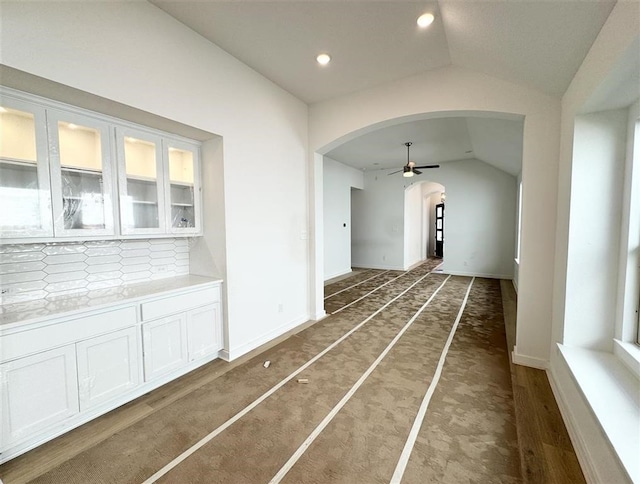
[0,275,222,331]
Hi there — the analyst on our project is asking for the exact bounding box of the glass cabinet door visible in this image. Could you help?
[0,97,53,238]
[164,139,201,234]
[116,128,166,235]
[47,110,115,237]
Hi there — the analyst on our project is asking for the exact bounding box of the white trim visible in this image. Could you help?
[403,258,427,271]
[323,268,353,282]
[225,314,310,361]
[351,264,404,271]
[557,344,639,483]
[512,278,518,294]
[547,366,600,484]
[441,270,513,280]
[313,310,327,321]
[391,277,475,483]
[511,347,548,369]
[613,339,640,380]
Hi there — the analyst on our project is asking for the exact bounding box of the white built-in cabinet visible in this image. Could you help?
[0,280,223,463]
[142,314,189,380]
[0,87,202,242]
[0,96,53,238]
[0,345,79,447]
[76,327,140,410]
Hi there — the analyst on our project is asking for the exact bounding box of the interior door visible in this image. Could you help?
[435,203,444,258]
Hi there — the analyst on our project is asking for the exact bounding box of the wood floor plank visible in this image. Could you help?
[542,442,586,484]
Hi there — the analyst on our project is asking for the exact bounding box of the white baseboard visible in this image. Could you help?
[324,268,352,281]
[442,270,513,280]
[226,314,310,361]
[546,366,599,484]
[352,263,404,271]
[512,278,518,294]
[313,310,327,321]
[511,348,548,369]
[403,258,426,271]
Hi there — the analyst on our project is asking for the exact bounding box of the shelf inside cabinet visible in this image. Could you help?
[131,200,158,205]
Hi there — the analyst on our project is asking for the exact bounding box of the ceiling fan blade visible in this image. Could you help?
[413,169,422,175]
[413,164,440,169]
[388,169,404,175]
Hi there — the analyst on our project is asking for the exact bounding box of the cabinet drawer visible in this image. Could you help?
[141,285,220,321]
[0,306,137,363]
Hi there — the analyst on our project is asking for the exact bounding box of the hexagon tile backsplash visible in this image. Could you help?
[0,238,190,305]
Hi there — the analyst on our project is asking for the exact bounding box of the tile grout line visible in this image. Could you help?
[389,277,475,484]
[268,275,453,484]
[324,270,390,299]
[140,264,442,483]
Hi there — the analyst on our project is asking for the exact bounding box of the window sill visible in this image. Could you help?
[558,344,639,483]
[614,339,640,380]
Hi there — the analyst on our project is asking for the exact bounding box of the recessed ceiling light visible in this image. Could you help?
[316,53,331,65]
[417,13,435,28]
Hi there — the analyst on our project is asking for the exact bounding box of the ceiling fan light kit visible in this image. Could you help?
[389,141,440,176]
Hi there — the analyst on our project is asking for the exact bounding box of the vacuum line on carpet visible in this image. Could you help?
[324,270,390,299]
[332,262,434,314]
[389,277,475,484]
[268,275,453,484]
[140,268,445,484]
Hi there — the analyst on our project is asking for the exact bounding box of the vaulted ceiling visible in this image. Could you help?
[151,0,615,104]
[150,0,617,176]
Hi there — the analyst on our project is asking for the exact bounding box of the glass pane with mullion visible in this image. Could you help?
[168,146,195,229]
[58,121,106,230]
[0,106,47,232]
[123,136,160,230]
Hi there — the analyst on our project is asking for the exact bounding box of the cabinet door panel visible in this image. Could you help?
[164,138,202,235]
[142,315,188,381]
[76,327,140,411]
[116,128,166,235]
[0,346,79,448]
[0,95,53,238]
[187,303,222,361]
[46,109,116,237]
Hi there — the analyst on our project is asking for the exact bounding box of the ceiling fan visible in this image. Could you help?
[388,142,439,177]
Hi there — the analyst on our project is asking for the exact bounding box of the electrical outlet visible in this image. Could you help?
[278,303,284,313]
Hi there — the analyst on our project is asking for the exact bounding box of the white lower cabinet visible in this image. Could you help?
[187,303,222,361]
[142,314,189,381]
[76,327,140,411]
[142,302,223,380]
[0,279,223,464]
[0,345,79,448]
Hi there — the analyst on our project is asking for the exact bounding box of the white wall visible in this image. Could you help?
[0,1,310,360]
[309,65,560,365]
[564,108,627,350]
[549,2,639,482]
[323,157,363,280]
[351,171,405,270]
[350,160,515,276]
[403,183,424,269]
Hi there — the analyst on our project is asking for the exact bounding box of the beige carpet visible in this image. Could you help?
[3,259,521,484]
